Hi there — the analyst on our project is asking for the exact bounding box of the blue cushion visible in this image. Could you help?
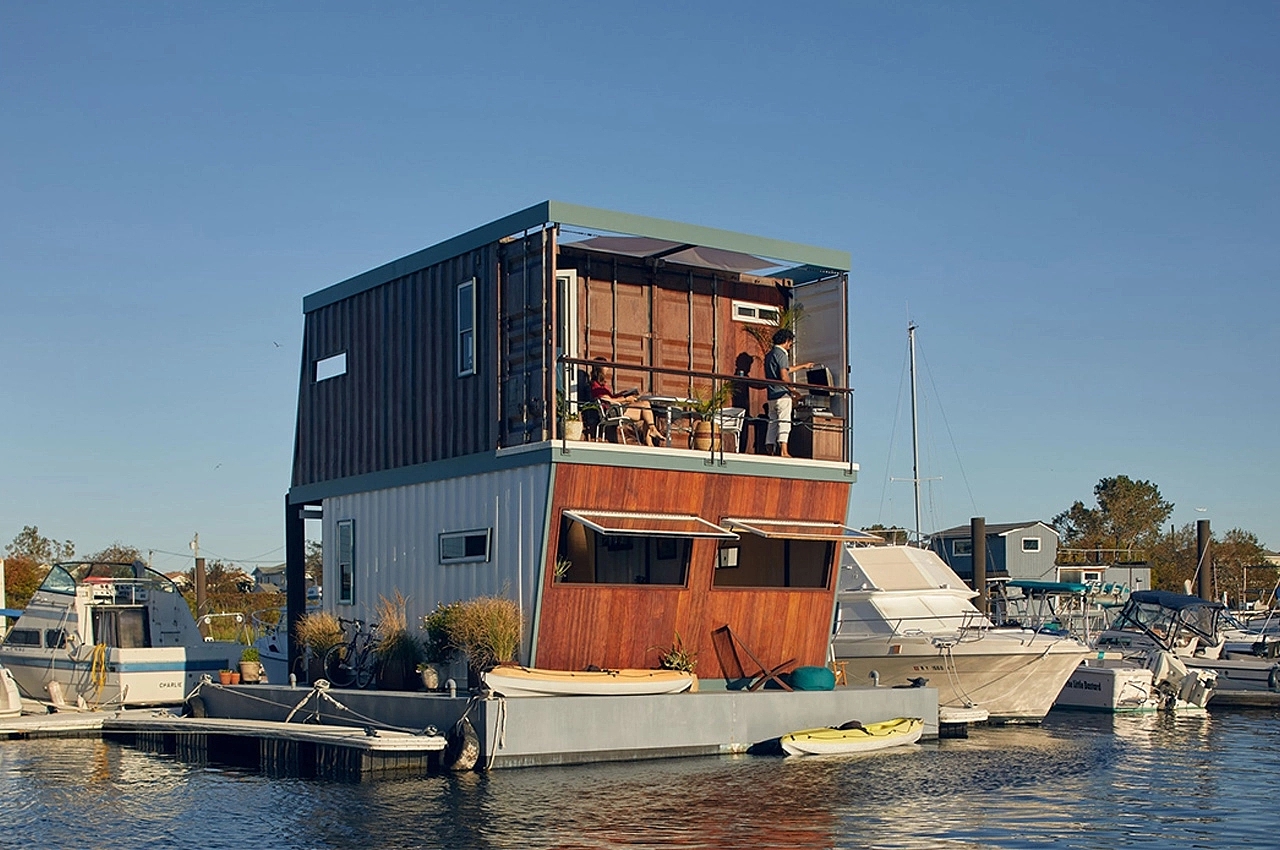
[789,665,836,691]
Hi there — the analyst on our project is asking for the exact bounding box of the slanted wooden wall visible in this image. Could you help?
[533,464,851,677]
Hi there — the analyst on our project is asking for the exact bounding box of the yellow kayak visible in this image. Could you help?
[482,666,695,697]
[780,717,923,755]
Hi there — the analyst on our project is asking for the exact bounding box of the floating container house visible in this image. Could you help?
[283,202,862,681]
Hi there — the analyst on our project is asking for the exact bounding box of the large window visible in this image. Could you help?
[555,511,733,586]
[713,537,832,588]
[336,519,355,605]
[457,277,476,377]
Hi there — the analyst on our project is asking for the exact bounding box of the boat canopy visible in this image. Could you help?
[1129,590,1225,612]
[1008,580,1090,595]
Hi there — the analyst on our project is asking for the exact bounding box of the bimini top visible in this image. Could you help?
[1128,590,1225,611]
[304,200,851,313]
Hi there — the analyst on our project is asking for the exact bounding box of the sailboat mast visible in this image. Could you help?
[908,322,922,546]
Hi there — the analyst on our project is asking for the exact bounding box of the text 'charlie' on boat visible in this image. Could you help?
[0,561,242,709]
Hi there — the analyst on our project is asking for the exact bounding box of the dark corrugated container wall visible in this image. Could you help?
[292,245,499,488]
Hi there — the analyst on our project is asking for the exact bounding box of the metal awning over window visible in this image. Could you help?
[723,519,883,542]
[563,510,738,539]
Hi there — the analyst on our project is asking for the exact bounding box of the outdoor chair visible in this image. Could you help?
[710,624,796,691]
[713,407,747,453]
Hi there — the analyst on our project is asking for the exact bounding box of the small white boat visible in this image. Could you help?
[0,664,21,718]
[0,561,242,708]
[482,665,694,697]
[780,717,923,755]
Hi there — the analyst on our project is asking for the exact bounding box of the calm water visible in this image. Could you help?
[3,709,1278,849]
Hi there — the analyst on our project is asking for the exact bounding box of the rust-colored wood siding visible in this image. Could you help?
[292,246,498,488]
[534,465,851,676]
[563,247,785,400]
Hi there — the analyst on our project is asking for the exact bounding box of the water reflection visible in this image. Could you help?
[2,712,1278,849]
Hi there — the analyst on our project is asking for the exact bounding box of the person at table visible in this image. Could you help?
[764,328,813,458]
[589,360,664,446]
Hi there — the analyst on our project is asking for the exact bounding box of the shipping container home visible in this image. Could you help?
[284,201,861,683]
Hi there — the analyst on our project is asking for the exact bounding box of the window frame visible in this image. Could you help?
[730,299,782,326]
[1022,537,1042,553]
[457,277,476,377]
[439,528,493,565]
[952,539,972,556]
[314,351,347,383]
[336,519,355,605]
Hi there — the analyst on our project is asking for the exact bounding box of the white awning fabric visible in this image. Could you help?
[563,510,738,539]
[723,519,883,542]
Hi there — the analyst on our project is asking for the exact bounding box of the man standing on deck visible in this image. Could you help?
[764,328,812,458]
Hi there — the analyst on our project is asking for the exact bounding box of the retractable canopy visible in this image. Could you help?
[724,519,883,542]
[563,510,738,539]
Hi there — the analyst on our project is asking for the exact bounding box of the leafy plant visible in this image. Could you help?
[740,303,805,359]
[652,631,697,673]
[685,382,733,422]
[240,646,260,663]
[555,388,580,422]
[294,610,344,655]
[446,595,522,671]
[372,590,423,664]
[553,557,572,582]
[420,602,462,663]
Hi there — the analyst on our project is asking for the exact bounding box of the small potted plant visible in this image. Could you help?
[420,602,460,690]
[553,557,572,583]
[239,646,263,684]
[556,389,584,441]
[652,631,698,691]
[218,668,241,685]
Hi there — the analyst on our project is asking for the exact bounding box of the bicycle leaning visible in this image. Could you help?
[323,617,378,688]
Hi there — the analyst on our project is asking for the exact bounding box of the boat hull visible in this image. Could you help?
[833,633,1089,723]
[482,666,694,697]
[780,717,923,755]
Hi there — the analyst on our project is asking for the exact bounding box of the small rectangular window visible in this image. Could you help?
[440,529,491,564]
[952,539,972,556]
[337,519,355,605]
[731,300,781,325]
[315,352,347,382]
[1022,537,1041,553]
[457,278,476,377]
[4,628,41,646]
[45,629,67,649]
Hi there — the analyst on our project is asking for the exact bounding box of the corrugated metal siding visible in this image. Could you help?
[292,246,498,488]
[498,230,550,446]
[320,465,553,663]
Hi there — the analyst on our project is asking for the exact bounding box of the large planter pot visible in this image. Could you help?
[378,658,417,691]
[419,663,446,691]
[238,661,262,684]
[306,652,327,685]
[562,419,584,441]
[690,421,720,452]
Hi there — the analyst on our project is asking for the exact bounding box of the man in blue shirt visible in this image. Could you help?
[764,328,813,457]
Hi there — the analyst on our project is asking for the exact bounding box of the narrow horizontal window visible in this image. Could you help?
[731,300,781,325]
[952,539,972,556]
[1022,537,1041,553]
[315,352,347,382]
[441,529,491,564]
[4,628,41,646]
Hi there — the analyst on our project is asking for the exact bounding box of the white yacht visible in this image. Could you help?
[1095,590,1280,706]
[831,545,1091,723]
[0,561,242,708]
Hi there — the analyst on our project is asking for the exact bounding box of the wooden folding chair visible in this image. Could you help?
[710,625,796,691]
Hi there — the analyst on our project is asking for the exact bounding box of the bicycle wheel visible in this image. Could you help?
[323,644,356,687]
[354,650,376,689]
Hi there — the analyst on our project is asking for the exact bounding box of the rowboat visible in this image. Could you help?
[482,665,695,697]
[780,717,923,755]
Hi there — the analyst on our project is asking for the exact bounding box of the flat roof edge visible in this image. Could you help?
[303,201,849,313]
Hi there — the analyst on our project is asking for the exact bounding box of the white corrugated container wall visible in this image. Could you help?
[321,464,553,663]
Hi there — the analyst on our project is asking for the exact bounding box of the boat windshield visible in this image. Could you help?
[1111,598,1219,645]
[37,562,179,596]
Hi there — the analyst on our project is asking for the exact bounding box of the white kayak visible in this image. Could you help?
[482,666,695,697]
[780,717,924,755]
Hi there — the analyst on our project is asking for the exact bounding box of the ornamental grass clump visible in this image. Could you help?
[447,595,522,671]
[372,590,422,665]
[294,610,344,656]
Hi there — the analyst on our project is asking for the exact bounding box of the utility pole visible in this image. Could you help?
[192,533,208,638]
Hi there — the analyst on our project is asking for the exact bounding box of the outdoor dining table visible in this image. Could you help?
[640,396,692,446]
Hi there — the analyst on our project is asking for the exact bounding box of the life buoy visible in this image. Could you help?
[444,717,480,772]
[1268,666,1278,692]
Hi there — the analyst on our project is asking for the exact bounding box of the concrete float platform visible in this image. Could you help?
[195,682,939,770]
[0,707,172,740]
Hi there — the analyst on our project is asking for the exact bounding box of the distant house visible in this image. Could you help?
[929,521,1059,584]
[253,563,287,592]
[165,571,193,591]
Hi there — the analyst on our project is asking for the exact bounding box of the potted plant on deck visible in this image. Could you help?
[685,383,733,451]
[238,646,263,684]
[652,631,699,692]
[419,602,461,690]
[556,389,584,441]
[373,590,422,690]
[445,595,522,690]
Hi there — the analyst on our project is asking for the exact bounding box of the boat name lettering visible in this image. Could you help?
[1065,679,1102,691]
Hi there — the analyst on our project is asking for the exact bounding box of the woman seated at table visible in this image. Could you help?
[589,360,664,446]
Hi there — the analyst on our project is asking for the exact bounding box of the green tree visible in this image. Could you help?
[2,555,48,610]
[83,543,144,564]
[5,525,74,564]
[1147,523,1198,592]
[1053,476,1173,555]
[1214,528,1274,608]
[305,539,323,589]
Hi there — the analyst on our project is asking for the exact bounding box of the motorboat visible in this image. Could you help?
[482,665,695,697]
[830,545,1091,723]
[0,561,242,708]
[0,663,21,718]
[780,717,923,755]
[1095,590,1280,706]
[1003,580,1216,713]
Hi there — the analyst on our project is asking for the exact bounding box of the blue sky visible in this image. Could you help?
[2,2,1276,573]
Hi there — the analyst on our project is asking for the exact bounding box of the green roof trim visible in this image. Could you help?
[303,201,850,313]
